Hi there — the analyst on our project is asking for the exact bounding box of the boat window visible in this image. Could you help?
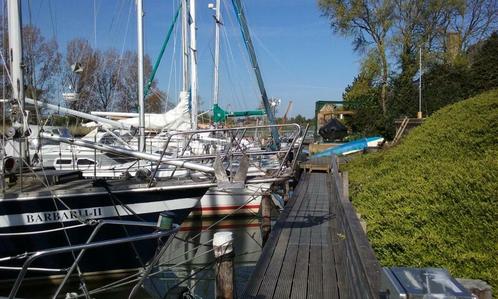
[77,159,96,165]
[100,134,117,145]
[55,159,72,165]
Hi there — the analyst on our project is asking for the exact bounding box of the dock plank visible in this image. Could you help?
[256,175,310,297]
[243,157,381,299]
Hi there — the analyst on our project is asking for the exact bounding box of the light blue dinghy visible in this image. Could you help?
[312,136,384,158]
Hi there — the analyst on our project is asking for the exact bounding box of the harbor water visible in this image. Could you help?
[3,217,265,298]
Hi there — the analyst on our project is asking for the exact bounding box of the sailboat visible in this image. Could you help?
[0,0,215,285]
[26,0,304,219]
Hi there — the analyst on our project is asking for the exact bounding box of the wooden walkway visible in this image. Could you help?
[243,158,380,298]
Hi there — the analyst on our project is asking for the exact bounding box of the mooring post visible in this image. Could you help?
[261,193,272,245]
[283,180,290,203]
[213,232,235,299]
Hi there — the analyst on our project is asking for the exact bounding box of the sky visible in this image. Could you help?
[20,0,361,118]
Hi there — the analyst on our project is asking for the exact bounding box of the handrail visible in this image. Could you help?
[330,155,381,298]
[148,123,302,183]
[290,123,310,171]
[51,220,161,299]
[8,221,179,299]
[159,123,300,139]
[275,126,300,176]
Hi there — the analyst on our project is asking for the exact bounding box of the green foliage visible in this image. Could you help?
[343,78,391,137]
[421,62,474,113]
[344,90,498,289]
[344,32,498,138]
[469,32,498,94]
[285,114,313,127]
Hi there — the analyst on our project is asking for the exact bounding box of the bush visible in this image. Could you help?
[344,89,498,289]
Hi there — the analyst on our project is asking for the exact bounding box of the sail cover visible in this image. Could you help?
[118,91,191,131]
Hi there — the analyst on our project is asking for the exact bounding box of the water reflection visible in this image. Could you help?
[143,216,263,298]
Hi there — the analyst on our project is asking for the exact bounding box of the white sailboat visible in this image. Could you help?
[28,0,303,218]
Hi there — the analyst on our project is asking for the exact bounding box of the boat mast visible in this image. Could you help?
[7,0,24,112]
[137,0,145,152]
[181,0,189,92]
[231,0,280,149]
[212,0,221,106]
[7,0,29,184]
[189,0,198,129]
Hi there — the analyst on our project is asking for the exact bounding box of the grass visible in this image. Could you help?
[344,89,498,289]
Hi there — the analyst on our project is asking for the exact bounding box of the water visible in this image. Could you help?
[143,217,263,298]
[5,217,264,298]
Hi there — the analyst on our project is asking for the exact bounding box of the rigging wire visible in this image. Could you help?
[108,0,127,38]
[221,30,245,112]
[221,3,255,111]
[93,0,98,48]
[5,145,92,297]
[119,0,134,57]
[1,1,6,194]
[222,1,258,110]
[59,183,269,297]
[166,1,180,106]
[47,0,57,39]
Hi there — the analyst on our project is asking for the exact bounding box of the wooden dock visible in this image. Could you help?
[243,157,381,298]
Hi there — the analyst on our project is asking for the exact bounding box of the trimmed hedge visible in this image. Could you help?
[345,89,498,289]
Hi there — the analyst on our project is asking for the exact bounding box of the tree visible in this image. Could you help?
[469,31,498,92]
[319,0,395,115]
[145,89,167,113]
[446,0,498,52]
[343,75,389,136]
[22,26,61,102]
[92,49,121,111]
[116,51,154,112]
[63,39,98,112]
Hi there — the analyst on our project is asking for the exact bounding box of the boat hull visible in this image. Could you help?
[0,185,209,282]
[193,183,271,217]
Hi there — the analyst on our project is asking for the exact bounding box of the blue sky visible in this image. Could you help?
[21,0,361,118]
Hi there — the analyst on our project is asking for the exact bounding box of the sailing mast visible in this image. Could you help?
[7,0,24,112]
[212,0,221,106]
[137,0,145,152]
[7,0,28,185]
[181,0,189,92]
[189,0,198,129]
[231,0,280,149]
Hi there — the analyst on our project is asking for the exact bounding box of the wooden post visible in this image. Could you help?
[261,193,272,245]
[213,232,235,299]
[341,171,349,202]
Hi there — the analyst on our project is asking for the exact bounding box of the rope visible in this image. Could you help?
[144,2,182,99]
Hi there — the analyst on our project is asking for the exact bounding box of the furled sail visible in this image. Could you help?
[84,91,192,130]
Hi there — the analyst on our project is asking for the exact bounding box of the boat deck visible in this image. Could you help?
[1,169,213,200]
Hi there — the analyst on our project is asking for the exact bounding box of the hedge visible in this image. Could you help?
[344,89,498,289]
